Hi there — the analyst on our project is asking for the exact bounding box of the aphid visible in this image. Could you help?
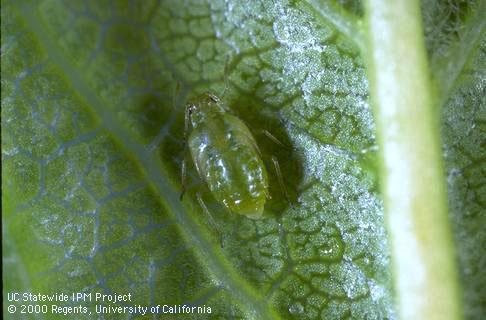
[181,93,270,219]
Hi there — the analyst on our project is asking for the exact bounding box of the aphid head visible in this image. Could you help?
[186,92,227,126]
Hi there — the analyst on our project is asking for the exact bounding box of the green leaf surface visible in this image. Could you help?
[1,0,484,319]
[423,1,485,318]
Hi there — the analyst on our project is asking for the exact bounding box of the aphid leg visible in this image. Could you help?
[180,104,193,200]
[262,129,288,148]
[196,192,224,248]
[271,156,292,208]
[242,118,292,151]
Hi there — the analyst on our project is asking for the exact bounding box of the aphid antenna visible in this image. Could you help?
[196,192,224,248]
[172,80,182,111]
[173,79,199,201]
[179,158,187,200]
[180,103,197,201]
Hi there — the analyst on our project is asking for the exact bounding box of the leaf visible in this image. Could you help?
[424,1,486,317]
[440,43,486,320]
[1,1,483,320]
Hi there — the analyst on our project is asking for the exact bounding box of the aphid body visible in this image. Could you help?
[185,93,269,219]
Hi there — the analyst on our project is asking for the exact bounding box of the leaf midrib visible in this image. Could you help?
[15,3,279,319]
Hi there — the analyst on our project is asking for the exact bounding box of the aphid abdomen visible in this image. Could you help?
[188,112,269,219]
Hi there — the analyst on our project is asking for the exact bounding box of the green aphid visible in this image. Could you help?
[181,93,270,219]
